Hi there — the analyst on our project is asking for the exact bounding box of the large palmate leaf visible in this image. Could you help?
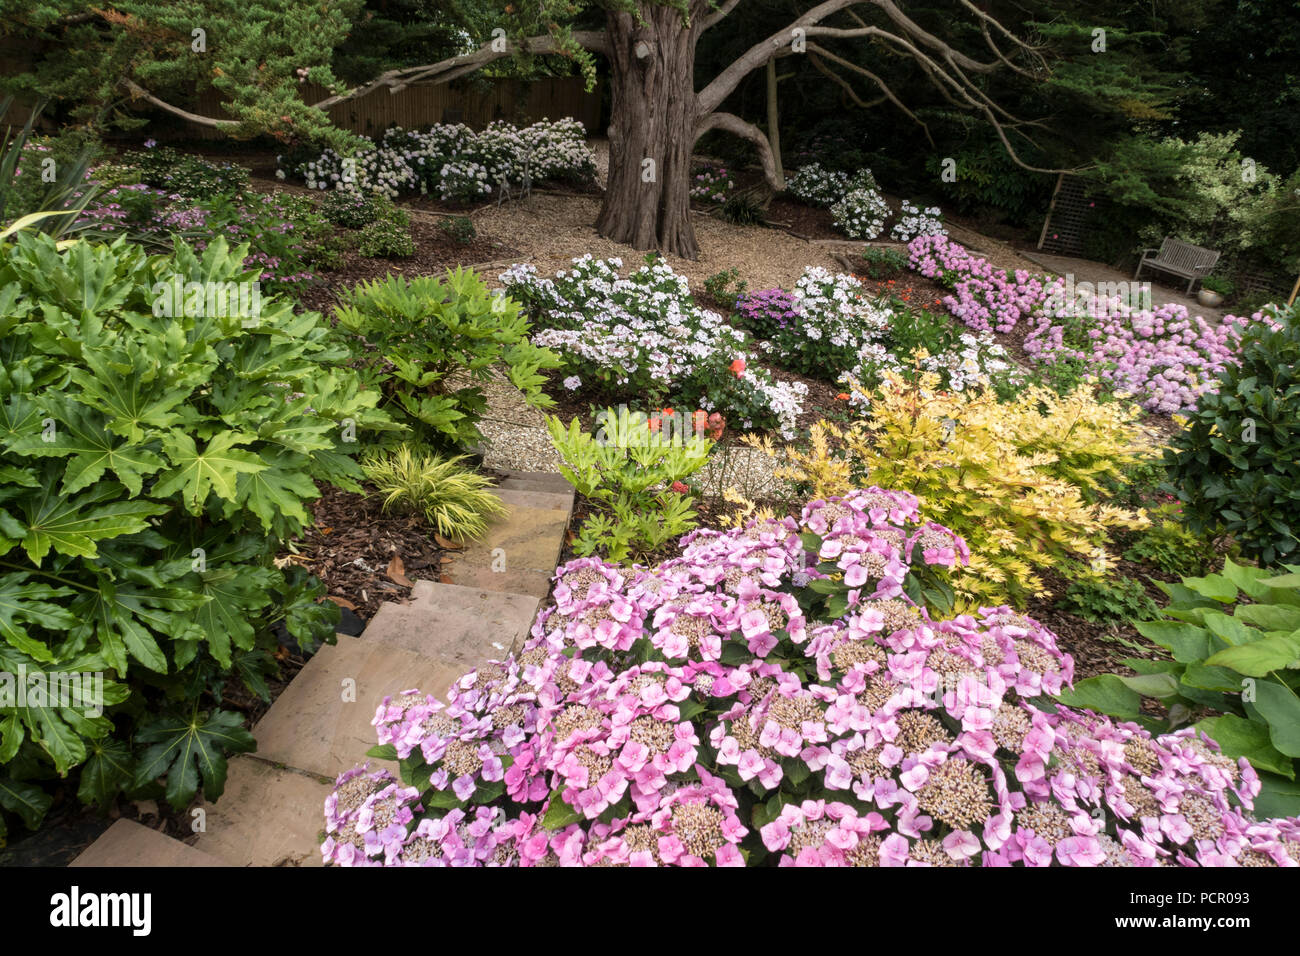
[132,709,255,810]
[77,737,136,808]
[188,565,276,668]
[152,430,267,513]
[7,475,165,564]
[231,448,319,536]
[0,572,77,662]
[10,395,166,496]
[0,646,122,774]
[0,774,53,841]
[66,574,209,676]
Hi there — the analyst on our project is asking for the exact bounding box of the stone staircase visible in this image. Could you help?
[70,474,573,867]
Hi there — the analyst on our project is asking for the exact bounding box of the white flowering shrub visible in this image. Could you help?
[891,200,946,242]
[501,257,807,438]
[785,163,850,207]
[831,186,889,240]
[285,118,596,201]
[756,268,893,378]
[841,330,1023,403]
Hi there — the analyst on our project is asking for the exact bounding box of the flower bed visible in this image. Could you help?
[501,256,807,438]
[322,489,1299,866]
[284,118,597,200]
[905,234,1279,412]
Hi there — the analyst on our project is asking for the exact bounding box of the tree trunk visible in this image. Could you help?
[595,4,702,259]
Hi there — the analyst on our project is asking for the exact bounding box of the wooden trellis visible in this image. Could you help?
[1036,173,1098,256]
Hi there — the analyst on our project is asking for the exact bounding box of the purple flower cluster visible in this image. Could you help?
[906,234,1283,412]
[735,288,800,338]
[323,488,1300,866]
[907,234,1054,334]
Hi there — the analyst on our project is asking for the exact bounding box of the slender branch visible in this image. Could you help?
[806,44,931,144]
[122,31,611,126]
[694,111,785,191]
[808,53,888,108]
[699,0,743,33]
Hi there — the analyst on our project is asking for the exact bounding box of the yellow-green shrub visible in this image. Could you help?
[767,372,1155,607]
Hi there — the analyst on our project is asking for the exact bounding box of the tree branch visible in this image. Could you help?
[694,111,786,191]
[122,31,611,127]
[699,0,743,33]
[121,78,237,129]
[806,44,931,145]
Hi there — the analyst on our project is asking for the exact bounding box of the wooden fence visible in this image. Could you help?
[187,76,603,138]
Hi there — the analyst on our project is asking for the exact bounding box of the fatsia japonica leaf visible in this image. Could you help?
[132,709,256,811]
[77,738,136,808]
[8,473,166,564]
[0,572,78,662]
[231,448,319,536]
[151,430,267,513]
[10,394,166,496]
[0,774,53,836]
[189,565,277,668]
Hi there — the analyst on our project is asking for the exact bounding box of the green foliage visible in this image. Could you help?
[857,246,909,280]
[0,100,99,236]
[1200,275,1234,296]
[702,267,747,311]
[119,146,249,202]
[1163,305,1300,565]
[1123,503,1217,577]
[547,411,713,563]
[319,189,392,229]
[333,268,559,450]
[357,217,415,259]
[1057,557,1300,818]
[0,232,392,832]
[362,445,506,541]
[1058,574,1158,625]
[721,192,765,225]
[438,215,477,245]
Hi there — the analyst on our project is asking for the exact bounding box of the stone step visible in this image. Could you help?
[70,819,228,868]
[190,756,332,867]
[440,487,571,597]
[498,471,575,495]
[252,583,537,779]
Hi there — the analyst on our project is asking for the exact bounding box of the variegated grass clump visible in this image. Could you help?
[363,445,506,541]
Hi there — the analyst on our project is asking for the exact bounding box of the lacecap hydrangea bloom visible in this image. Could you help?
[325,489,1300,866]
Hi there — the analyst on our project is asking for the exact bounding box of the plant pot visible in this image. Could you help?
[1198,288,1224,308]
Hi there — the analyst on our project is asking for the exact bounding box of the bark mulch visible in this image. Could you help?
[285,483,456,622]
[297,217,522,315]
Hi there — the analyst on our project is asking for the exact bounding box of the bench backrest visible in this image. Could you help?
[1156,237,1221,272]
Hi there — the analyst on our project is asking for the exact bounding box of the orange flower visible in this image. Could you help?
[836,392,850,401]
[662,407,675,418]
[729,358,746,377]
[648,417,661,433]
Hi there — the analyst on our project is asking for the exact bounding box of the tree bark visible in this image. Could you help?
[594,4,703,259]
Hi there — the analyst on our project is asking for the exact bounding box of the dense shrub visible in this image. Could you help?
[0,234,390,840]
[547,410,713,562]
[1163,304,1300,564]
[784,162,848,207]
[769,374,1152,607]
[357,218,415,259]
[1060,558,1300,818]
[320,189,392,228]
[333,268,559,450]
[830,186,889,239]
[286,118,596,200]
[501,256,807,439]
[119,145,250,201]
[323,490,1300,866]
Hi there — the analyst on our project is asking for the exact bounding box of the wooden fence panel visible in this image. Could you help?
[188,77,602,139]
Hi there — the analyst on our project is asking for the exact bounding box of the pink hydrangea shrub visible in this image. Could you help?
[324,489,1299,867]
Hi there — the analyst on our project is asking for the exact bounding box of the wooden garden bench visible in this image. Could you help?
[1134,237,1221,294]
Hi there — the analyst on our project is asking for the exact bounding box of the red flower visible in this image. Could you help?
[729,358,746,377]
[707,412,725,440]
[648,417,661,433]
[671,481,689,494]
